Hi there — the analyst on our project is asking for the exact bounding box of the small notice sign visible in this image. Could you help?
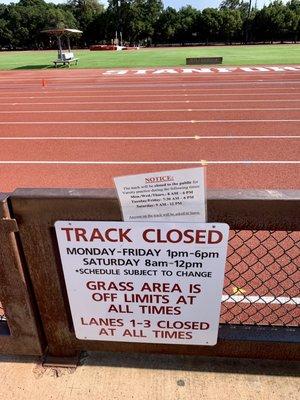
[114,168,206,222]
[55,221,229,346]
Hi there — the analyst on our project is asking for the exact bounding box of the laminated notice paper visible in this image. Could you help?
[55,221,229,346]
[114,168,206,222]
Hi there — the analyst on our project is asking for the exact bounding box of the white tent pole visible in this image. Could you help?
[67,36,71,52]
[58,35,62,59]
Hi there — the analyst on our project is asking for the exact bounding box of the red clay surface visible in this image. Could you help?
[0,67,299,326]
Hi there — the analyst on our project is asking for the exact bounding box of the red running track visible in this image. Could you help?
[0,67,299,191]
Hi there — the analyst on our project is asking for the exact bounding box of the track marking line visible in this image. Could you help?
[1,93,299,101]
[3,99,300,106]
[222,295,300,305]
[1,107,300,114]
[1,120,300,125]
[0,135,299,141]
[0,87,299,95]
[0,161,298,165]
[2,79,300,87]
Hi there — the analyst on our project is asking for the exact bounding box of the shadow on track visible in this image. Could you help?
[12,65,53,70]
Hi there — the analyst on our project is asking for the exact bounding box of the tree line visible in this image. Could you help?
[0,0,300,49]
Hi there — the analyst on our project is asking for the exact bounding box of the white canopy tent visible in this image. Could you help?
[41,28,83,60]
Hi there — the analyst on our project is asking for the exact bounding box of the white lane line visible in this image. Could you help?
[0,93,299,100]
[1,107,300,114]
[222,295,300,305]
[0,135,299,141]
[2,79,300,87]
[0,161,298,165]
[0,87,299,95]
[35,78,300,83]
[1,120,299,125]
[63,79,300,84]
[1,75,300,84]
[3,99,300,106]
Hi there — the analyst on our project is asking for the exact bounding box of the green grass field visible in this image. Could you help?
[0,44,299,70]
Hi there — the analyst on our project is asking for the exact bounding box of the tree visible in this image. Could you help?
[125,0,163,44]
[286,0,300,42]
[8,0,49,48]
[66,0,104,44]
[199,8,222,44]
[219,8,243,43]
[0,0,298,48]
[0,0,78,49]
[175,6,199,44]
[67,0,104,26]
[153,7,180,43]
[0,5,13,47]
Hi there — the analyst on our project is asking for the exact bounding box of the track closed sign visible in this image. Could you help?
[55,221,229,345]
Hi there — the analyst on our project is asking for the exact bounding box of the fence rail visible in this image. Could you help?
[0,193,43,354]
[5,188,298,360]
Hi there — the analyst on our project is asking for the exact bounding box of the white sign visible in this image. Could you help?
[114,168,206,222]
[55,221,229,346]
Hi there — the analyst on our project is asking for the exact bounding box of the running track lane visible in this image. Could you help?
[0,67,299,192]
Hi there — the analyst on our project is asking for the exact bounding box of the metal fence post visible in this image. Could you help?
[0,193,44,355]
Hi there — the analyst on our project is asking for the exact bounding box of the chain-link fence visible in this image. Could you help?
[0,231,298,328]
[221,230,300,327]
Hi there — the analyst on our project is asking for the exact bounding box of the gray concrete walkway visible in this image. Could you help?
[0,352,299,400]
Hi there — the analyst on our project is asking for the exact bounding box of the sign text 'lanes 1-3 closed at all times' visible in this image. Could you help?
[55,221,229,346]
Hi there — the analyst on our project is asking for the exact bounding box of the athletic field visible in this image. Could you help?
[0,44,300,70]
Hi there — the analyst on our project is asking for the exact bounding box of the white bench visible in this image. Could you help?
[53,52,79,67]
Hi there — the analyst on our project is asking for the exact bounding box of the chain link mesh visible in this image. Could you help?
[220,230,300,326]
[0,230,299,328]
